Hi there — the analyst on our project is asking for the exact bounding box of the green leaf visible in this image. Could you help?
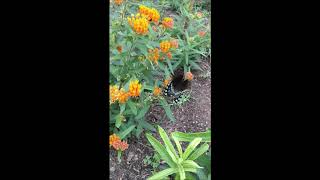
[147,167,178,180]
[140,120,156,132]
[172,135,183,158]
[195,169,207,180]
[158,126,179,161]
[182,138,202,160]
[127,100,137,115]
[135,124,143,138]
[120,104,126,114]
[182,160,202,169]
[166,58,174,74]
[159,99,175,122]
[145,133,176,168]
[118,125,136,139]
[135,104,150,120]
[177,164,186,180]
[189,61,203,71]
[187,143,209,161]
[171,130,211,142]
[185,172,197,180]
[115,114,122,128]
[184,167,198,173]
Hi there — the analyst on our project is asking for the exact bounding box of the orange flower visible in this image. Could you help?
[162,17,174,29]
[166,52,172,59]
[116,45,122,53]
[153,87,161,96]
[198,31,206,37]
[185,72,194,81]
[110,85,120,104]
[148,48,160,64]
[127,13,149,35]
[118,88,129,104]
[170,39,179,49]
[139,5,160,23]
[129,80,142,97]
[160,41,171,53]
[114,0,123,5]
[109,134,121,146]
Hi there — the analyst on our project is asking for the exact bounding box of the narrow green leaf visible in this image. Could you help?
[147,167,178,180]
[127,100,137,115]
[187,143,209,161]
[118,125,136,139]
[135,104,150,120]
[115,115,122,128]
[166,58,174,74]
[140,120,156,132]
[120,104,126,114]
[182,160,202,169]
[159,99,176,122]
[172,135,183,158]
[182,138,202,160]
[158,126,179,161]
[135,124,143,138]
[184,167,198,173]
[145,133,176,168]
[171,130,211,142]
[177,164,186,180]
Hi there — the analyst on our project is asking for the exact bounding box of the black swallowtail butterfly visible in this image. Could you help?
[163,68,191,104]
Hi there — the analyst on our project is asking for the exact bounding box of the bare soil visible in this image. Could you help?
[109,59,211,180]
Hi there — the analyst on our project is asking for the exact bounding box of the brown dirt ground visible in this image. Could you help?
[109,59,211,180]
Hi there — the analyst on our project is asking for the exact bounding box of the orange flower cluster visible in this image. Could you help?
[127,14,149,35]
[114,0,123,5]
[109,134,129,151]
[162,17,174,29]
[160,41,171,53]
[128,80,142,97]
[110,85,120,104]
[185,72,194,81]
[139,5,160,23]
[198,31,206,37]
[110,80,142,104]
[153,87,161,96]
[118,88,129,104]
[148,48,160,64]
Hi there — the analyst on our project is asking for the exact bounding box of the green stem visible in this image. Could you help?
[117,150,122,163]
